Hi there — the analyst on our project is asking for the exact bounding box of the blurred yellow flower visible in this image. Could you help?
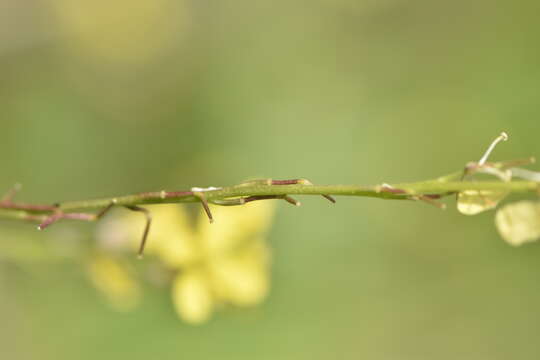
[99,201,275,324]
[86,255,141,311]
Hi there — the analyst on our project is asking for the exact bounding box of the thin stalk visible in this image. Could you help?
[0,179,538,218]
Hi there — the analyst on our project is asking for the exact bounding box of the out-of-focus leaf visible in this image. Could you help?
[495,201,540,246]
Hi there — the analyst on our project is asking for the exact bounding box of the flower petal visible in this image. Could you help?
[86,255,140,311]
[98,204,198,267]
[209,239,270,306]
[172,270,214,324]
[197,201,276,254]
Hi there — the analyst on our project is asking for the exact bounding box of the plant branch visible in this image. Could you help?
[1,132,538,257]
[1,170,538,257]
[0,176,538,219]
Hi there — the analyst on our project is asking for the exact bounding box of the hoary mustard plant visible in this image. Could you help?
[1,132,539,324]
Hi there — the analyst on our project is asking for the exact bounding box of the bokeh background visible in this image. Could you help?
[1,1,540,359]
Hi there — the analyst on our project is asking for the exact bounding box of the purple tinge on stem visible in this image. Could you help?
[38,212,96,230]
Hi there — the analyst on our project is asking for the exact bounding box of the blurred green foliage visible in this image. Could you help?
[1,1,540,359]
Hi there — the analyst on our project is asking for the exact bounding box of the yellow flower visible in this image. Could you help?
[86,254,141,311]
[99,201,275,324]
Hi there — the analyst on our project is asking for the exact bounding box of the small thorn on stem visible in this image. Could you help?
[379,184,445,209]
[95,202,116,219]
[37,213,63,230]
[271,178,336,204]
[496,157,537,170]
[414,195,447,210]
[202,202,214,223]
[242,194,301,206]
[511,167,540,182]
[322,194,336,203]
[193,192,213,223]
[282,195,301,206]
[124,205,152,257]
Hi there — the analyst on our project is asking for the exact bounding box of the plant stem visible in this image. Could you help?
[0,208,46,222]
[0,177,538,220]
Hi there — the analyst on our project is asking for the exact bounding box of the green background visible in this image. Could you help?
[1,1,539,359]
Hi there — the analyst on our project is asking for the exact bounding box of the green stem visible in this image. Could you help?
[0,208,46,222]
[0,177,538,221]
